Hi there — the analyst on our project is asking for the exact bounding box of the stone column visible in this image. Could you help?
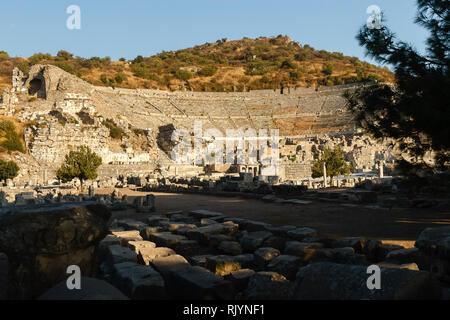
[323,162,327,188]
[378,160,384,178]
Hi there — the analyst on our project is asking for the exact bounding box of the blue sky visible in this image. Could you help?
[1,0,428,65]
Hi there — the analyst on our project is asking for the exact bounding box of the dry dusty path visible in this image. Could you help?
[98,189,450,248]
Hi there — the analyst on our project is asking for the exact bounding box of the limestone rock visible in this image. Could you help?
[186,223,238,244]
[112,262,167,299]
[225,269,256,292]
[287,227,318,241]
[290,262,442,300]
[206,255,242,276]
[0,202,110,299]
[253,247,281,270]
[266,255,303,280]
[127,240,156,254]
[217,241,243,256]
[106,245,138,265]
[137,247,175,265]
[160,265,234,299]
[240,231,273,252]
[243,271,291,300]
[148,232,187,248]
[332,237,366,253]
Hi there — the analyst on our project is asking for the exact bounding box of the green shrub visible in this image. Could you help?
[322,63,334,76]
[0,51,9,59]
[102,120,125,139]
[0,120,24,153]
[175,69,193,81]
[0,160,19,180]
[17,62,30,76]
[114,73,126,84]
[198,66,218,76]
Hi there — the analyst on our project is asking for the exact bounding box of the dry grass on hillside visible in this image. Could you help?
[0,35,394,93]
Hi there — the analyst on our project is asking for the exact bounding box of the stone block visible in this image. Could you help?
[243,272,291,300]
[112,262,167,299]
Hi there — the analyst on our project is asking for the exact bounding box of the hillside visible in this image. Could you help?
[0,35,394,93]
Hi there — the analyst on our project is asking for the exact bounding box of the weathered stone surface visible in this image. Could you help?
[243,271,291,300]
[115,219,148,231]
[174,240,203,257]
[363,239,383,262]
[106,245,138,265]
[0,202,110,299]
[206,255,242,276]
[189,255,214,268]
[265,225,297,237]
[217,241,243,256]
[170,223,197,235]
[291,262,442,300]
[186,223,238,244]
[200,218,218,226]
[137,247,175,265]
[287,227,318,241]
[385,248,430,270]
[225,269,256,292]
[127,240,156,254]
[240,231,273,252]
[244,220,272,232]
[139,227,160,240]
[266,255,303,280]
[188,210,225,221]
[39,277,128,300]
[110,230,143,245]
[415,226,450,259]
[209,234,235,248]
[98,235,122,260]
[378,244,405,261]
[254,247,281,270]
[112,262,167,299]
[310,247,368,265]
[234,254,255,269]
[284,241,324,257]
[376,262,419,271]
[262,236,287,251]
[332,237,366,253]
[147,215,169,227]
[161,265,234,299]
[148,232,187,248]
[151,254,190,276]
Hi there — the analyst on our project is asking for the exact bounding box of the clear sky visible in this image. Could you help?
[0,0,428,65]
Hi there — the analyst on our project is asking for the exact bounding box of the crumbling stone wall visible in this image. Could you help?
[1,65,401,182]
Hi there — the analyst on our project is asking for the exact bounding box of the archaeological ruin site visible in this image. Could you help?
[0,62,448,301]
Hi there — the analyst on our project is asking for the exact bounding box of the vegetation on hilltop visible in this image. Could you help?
[0,36,394,92]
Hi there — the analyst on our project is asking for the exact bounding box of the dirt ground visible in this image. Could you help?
[98,189,450,249]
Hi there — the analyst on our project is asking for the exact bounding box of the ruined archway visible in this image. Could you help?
[28,77,46,98]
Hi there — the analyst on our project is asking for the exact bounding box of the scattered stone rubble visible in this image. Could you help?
[0,200,448,300]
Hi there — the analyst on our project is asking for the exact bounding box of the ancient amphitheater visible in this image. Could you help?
[0,64,397,185]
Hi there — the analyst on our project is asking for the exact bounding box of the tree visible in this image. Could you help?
[0,160,19,181]
[56,146,102,189]
[344,0,449,173]
[311,146,353,183]
[57,50,73,60]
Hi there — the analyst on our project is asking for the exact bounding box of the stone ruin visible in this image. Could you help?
[0,200,449,300]
[0,64,417,189]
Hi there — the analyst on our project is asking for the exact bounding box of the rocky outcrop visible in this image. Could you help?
[0,202,110,299]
